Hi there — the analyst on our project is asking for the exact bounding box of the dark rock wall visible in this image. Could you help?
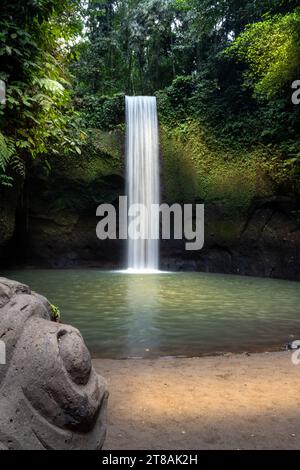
[161,198,300,280]
[0,129,299,280]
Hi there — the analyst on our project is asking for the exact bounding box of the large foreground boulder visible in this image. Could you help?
[0,277,108,450]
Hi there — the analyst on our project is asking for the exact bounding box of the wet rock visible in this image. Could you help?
[286,340,300,350]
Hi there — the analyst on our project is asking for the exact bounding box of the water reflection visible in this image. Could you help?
[125,274,161,357]
[3,270,300,357]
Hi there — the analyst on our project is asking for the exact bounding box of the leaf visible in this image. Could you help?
[38,78,65,96]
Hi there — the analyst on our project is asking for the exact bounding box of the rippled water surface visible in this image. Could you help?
[4,270,300,357]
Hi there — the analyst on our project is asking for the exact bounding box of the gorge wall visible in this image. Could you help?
[0,126,299,280]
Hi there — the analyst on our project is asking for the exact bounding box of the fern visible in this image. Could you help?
[11,154,25,177]
[0,132,15,171]
[37,78,65,96]
[0,131,16,187]
[0,174,13,187]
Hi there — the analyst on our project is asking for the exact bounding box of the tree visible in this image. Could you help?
[227,9,300,99]
[0,0,83,186]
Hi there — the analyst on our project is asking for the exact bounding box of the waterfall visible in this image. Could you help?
[126,96,160,272]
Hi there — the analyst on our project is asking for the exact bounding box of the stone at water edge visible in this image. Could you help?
[0,277,108,450]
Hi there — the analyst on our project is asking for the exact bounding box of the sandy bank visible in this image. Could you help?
[93,351,300,450]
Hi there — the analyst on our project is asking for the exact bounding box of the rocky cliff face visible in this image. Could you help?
[161,198,300,280]
[0,185,20,262]
[2,194,299,280]
[0,129,299,280]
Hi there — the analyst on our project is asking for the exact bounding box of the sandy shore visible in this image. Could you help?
[93,351,300,450]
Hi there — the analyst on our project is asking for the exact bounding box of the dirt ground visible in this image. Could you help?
[93,351,300,450]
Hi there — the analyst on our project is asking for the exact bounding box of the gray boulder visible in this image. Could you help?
[0,277,108,450]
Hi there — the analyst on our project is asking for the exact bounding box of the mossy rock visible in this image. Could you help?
[48,128,124,183]
[29,129,125,215]
[160,119,273,215]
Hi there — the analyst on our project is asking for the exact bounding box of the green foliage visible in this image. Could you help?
[161,120,274,214]
[0,0,84,187]
[227,9,300,99]
[50,303,61,322]
[74,0,185,96]
[0,132,14,171]
[1,0,300,205]
[27,126,124,216]
[156,76,197,125]
[77,1,299,96]
[76,93,125,130]
[71,0,300,203]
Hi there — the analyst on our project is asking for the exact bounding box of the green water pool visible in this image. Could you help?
[3,269,300,358]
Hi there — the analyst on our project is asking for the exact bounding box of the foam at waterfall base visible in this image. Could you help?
[125,268,162,274]
[114,268,171,275]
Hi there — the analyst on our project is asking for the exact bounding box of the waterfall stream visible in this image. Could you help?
[126,96,160,272]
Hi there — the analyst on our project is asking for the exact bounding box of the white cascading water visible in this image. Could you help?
[126,96,160,272]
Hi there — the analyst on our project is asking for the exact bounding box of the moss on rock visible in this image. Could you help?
[29,128,125,216]
[160,119,273,215]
